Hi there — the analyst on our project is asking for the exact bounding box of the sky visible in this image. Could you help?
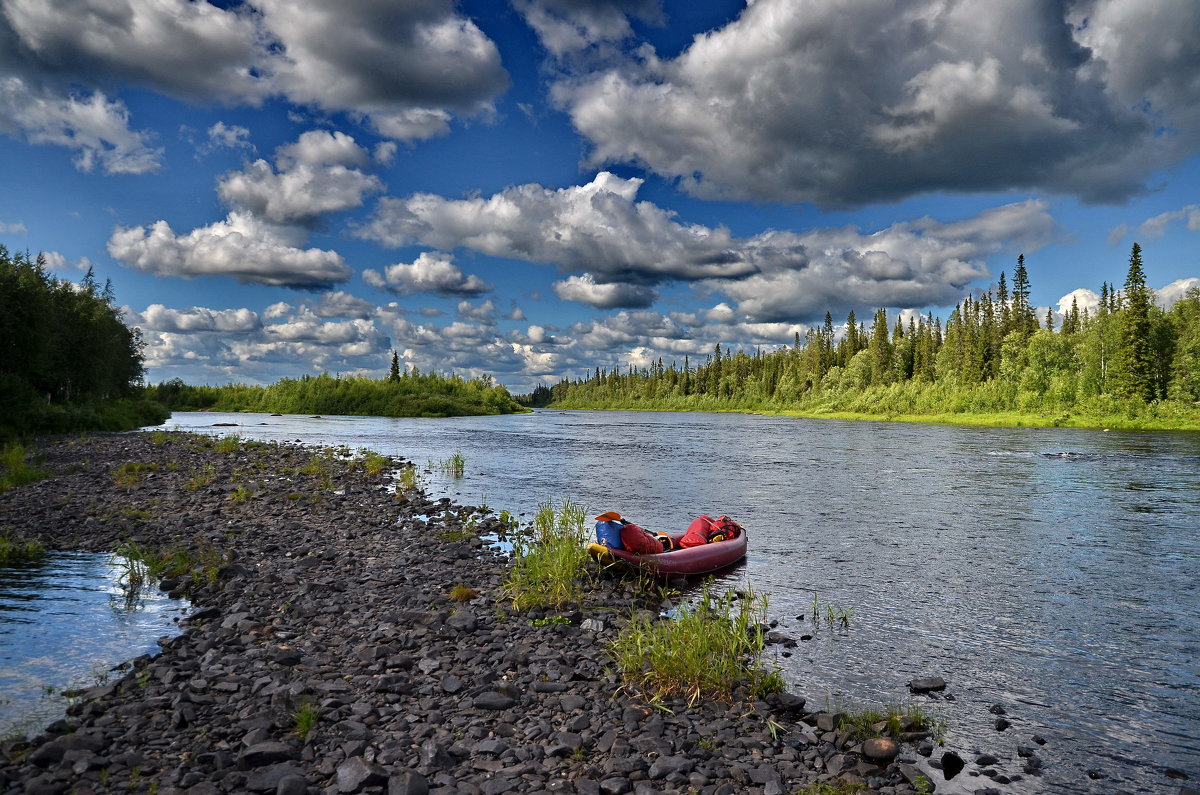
[1,0,1199,394]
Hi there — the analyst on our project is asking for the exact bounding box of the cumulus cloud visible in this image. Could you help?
[0,0,508,170]
[362,251,492,297]
[108,211,351,288]
[553,273,657,309]
[515,0,662,59]
[1157,278,1200,309]
[547,0,1198,206]
[216,130,382,226]
[357,171,753,285]
[310,291,377,320]
[708,200,1056,323]
[361,172,1055,322]
[0,219,27,234]
[130,304,262,333]
[0,75,162,174]
[1135,205,1200,239]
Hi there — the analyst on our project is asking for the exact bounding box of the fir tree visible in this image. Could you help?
[1114,242,1156,401]
[388,350,401,382]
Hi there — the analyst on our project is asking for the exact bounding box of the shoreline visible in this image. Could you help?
[1,432,1037,794]
[544,403,1200,433]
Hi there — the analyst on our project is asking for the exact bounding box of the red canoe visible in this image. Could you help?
[587,528,747,577]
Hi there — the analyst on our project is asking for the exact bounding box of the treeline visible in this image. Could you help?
[148,367,525,419]
[0,246,166,439]
[532,245,1200,429]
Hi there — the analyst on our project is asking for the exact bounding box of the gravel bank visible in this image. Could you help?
[1,432,959,794]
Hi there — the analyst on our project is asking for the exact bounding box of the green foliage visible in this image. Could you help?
[112,461,158,488]
[609,582,785,704]
[291,698,320,740]
[0,529,46,563]
[502,498,591,610]
[112,539,228,597]
[448,584,480,602]
[0,246,163,439]
[0,444,50,493]
[145,370,524,418]
[839,702,946,742]
[438,451,465,477]
[534,249,1200,429]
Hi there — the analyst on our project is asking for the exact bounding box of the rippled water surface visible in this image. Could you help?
[0,553,189,737]
[161,410,1199,791]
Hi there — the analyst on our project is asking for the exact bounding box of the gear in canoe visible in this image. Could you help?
[588,512,747,577]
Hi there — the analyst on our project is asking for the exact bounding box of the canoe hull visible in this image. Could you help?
[588,530,747,577]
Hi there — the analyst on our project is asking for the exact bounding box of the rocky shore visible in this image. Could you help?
[0,431,1021,794]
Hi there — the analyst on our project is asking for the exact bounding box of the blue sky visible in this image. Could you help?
[1,0,1198,393]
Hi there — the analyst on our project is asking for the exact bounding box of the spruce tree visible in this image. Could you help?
[388,350,401,382]
[1114,242,1156,401]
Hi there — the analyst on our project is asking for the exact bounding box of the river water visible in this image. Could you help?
[0,553,189,738]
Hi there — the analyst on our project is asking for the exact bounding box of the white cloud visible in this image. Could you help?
[362,251,492,296]
[130,304,262,333]
[456,299,497,325]
[358,171,753,284]
[216,130,382,226]
[515,0,662,59]
[1056,288,1100,317]
[1157,278,1200,310]
[108,211,351,288]
[548,0,1194,206]
[0,220,27,234]
[553,273,657,308]
[1135,205,1200,239]
[311,291,377,320]
[0,76,162,174]
[206,122,253,151]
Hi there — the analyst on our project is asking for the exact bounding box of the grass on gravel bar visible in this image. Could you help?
[610,582,786,705]
[501,497,592,610]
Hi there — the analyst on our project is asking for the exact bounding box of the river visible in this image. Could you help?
[98,410,1200,789]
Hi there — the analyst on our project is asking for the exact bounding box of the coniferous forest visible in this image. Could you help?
[530,245,1200,430]
[0,246,167,439]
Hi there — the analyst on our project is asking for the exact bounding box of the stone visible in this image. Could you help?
[238,742,297,769]
[941,751,965,780]
[861,738,899,763]
[336,757,386,793]
[473,692,517,710]
[243,763,303,792]
[648,756,693,780]
[908,677,946,693]
[388,771,429,795]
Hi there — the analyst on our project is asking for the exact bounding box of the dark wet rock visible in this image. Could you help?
[1166,768,1190,780]
[941,750,965,780]
[989,703,1007,715]
[473,692,517,710]
[976,753,1000,766]
[908,676,946,693]
[994,717,1011,731]
[243,763,304,792]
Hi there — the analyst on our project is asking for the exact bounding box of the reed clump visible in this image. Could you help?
[501,498,591,610]
[609,583,785,704]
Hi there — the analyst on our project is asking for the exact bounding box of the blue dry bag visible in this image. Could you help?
[595,520,625,549]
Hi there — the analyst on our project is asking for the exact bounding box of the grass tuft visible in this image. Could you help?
[0,444,50,493]
[501,498,591,610]
[0,530,46,563]
[448,584,480,602]
[609,582,785,705]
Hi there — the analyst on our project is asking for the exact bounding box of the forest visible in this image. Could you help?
[529,245,1200,430]
[147,355,525,419]
[0,246,166,439]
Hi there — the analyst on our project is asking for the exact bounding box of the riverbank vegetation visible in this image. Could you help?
[0,246,167,440]
[146,367,524,419]
[528,245,1200,430]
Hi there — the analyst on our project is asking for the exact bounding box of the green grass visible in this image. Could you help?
[291,698,321,740]
[396,464,425,493]
[501,498,592,610]
[439,451,465,477]
[360,450,390,476]
[609,582,786,704]
[229,484,253,504]
[448,584,480,602]
[112,539,229,597]
[0,530,46,563]
[838,702,946,743]
[214,435,241,454]
[0,444,50,493]
[183,464,217,491]
[112,461,158,488]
